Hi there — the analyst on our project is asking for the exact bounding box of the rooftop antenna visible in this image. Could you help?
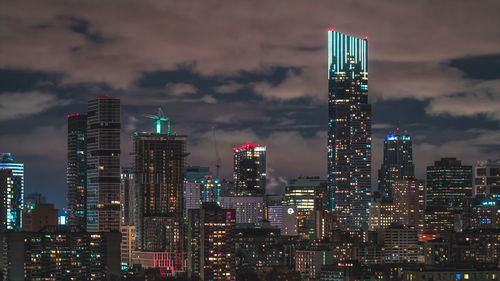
[212,126,221,178]
[143,108,170,134]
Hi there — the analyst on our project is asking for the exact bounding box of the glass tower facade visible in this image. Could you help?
[233,143,267,196]
[378,129,415,199]
[327,29,371,231]
[86,95,121,232]
[67,114,87,229]
[0,153,24,231]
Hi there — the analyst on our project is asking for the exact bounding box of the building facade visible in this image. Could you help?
[327,29,371,231]
[67,113,87,230]
[425,158,472,232]
[0,153,24,231]
[475,158,500,197]
[233,143,266,196]
[187,203,236,281]
[218,196,264,225]
[22,203,58,232]
[393,179,425,233]
[86,95,121,232]
[378,130,414,199]
[133,128,186,259]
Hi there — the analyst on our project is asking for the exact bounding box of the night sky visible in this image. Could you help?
[0,1,499,209]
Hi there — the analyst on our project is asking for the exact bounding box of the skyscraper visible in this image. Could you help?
[425,157,472,231]
[378,130,414,199]
[0,153,24,231]
[86,95,121,232]
[133,111,186,270]
[327,29,371,230]
[67,113,87,229]
[233,142,266,196]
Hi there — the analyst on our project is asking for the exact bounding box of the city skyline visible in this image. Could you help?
[0,1,499,209]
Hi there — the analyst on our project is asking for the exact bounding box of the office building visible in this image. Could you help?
[184,181,202,213]
[368,201,394,231]
[86,95,121,232]
[120,167,135,226]
[425,158,472,231]
[67,113,87,229]
[267,205,298,236]
[133,111,186,275]
[295,249,334,279]
[475,158,500,197]
[1,226,121,281]
[0,153,24,231]
[381,225,421,263]
[426,158,472,208]
[200,176,222,203]
[22,203,58,232]
[233,142,266,196]
[378,130,414,199]
[327,29,371,231]
[218,196,264,225]
[393,179,425,232]
[187,203,236,281]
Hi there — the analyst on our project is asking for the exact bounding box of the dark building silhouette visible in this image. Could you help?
[66,113,87,229]
[327,29,371,230]
[22,203,58,232]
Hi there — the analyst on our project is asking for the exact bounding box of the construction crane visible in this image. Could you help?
[143,108,170,134]
[211,126,222,178]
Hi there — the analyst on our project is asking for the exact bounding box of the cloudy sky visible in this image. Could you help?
[0,0,499,208]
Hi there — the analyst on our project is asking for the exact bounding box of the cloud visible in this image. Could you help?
[165,83,197,96]
[0,126,66,162]
[425,79,500,120]
[1,0,499,90]
[0,91,64,121]
[214,82,245,94]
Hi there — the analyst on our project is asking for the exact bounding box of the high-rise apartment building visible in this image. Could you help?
[218,196,264,225]
[378,130,414,199]
[67,113,87,229]
[233,143,266,196]
[327,29,371,231]
[393,179,425,233]
[133,114,186,268]
[0,153,24,231]
[187,202,236,281]
[86,95,121,232]
[475,158,500,197]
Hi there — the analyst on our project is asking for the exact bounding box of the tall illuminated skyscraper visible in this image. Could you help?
[133,110,186,273]
[67,113,87,229]
[0,153,24,231]
[378,129,414,199]
[233,143,266,196]
[327,29,371,230]
[86,95,121,232]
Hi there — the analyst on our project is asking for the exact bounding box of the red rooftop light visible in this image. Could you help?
[364,36,368,40]
[232,142,266,151]
[328,28,335,32]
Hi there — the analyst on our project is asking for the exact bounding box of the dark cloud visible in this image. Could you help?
[0,0,499,207]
